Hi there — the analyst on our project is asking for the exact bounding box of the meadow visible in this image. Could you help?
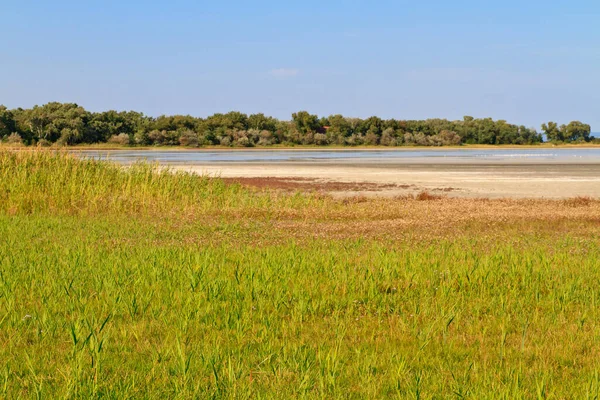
[1,150,600,398]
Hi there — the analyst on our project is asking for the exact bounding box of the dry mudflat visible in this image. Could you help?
[67,147,600,199]
[175,162,600,199]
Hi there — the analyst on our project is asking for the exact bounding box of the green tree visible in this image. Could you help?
[495,120,518,144]
[560,121,591,142]
[0,101,590,147]
[325,114,352,144]
[89,110,148,143]
[292,111,321,134]
[16,103,89,144]
[541,121,562,142]
[0,106,16,138]
[358,116,383,136]
[222,111,248,131]
[248,113,277,131]
[458,116,477,144]
[476,118,497,144]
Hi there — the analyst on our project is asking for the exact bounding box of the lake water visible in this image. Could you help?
[74,148,600,165]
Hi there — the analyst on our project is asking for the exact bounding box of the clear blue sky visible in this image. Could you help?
[2,0,599,130]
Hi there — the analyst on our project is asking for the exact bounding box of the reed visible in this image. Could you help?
[1,150,600,398]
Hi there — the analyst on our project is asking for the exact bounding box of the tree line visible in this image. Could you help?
[0,102,595,147]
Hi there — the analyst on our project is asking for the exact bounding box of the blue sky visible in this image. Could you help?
[2,0,599,130]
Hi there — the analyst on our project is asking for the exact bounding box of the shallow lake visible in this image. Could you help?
[73,148,600,165]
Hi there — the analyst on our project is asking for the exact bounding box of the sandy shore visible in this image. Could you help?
[173,162,600,199]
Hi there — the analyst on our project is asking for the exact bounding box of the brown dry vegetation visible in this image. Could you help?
[220,177,458,196]
[221,176,414,192]
[263,196,600,243]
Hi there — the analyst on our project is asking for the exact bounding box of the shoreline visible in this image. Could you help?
[4,147,599,199]
[4,143,600,152]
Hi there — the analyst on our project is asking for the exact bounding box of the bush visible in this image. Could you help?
[134,130,151,145]
[380,128,397,146]
[416,191,443,201]
[246,129,261,145]
[37,139,52,147]
[6,133,23,145]
[108,133,131,145]
[235,136,252,147]
[257,130,275,146]
[148,130,166,145]
[148,130,180,146]
[58,128,82,145]
[414,133,430,146]
[179,130,199,147]
[345,134,364,146]
[314,133,329,145]
[437,130,462,145]
[364,132,379,145]
[301,132,315,145]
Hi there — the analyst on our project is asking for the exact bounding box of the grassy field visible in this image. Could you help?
[2,151,600,398]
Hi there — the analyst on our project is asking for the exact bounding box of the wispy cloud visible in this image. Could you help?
[269,68,300,79]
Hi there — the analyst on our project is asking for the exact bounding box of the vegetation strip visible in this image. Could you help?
[1,103,596,147]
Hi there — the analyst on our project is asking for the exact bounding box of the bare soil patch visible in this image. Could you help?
[222,176,417,192]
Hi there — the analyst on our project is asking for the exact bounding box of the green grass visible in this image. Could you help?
[1,151,600,398]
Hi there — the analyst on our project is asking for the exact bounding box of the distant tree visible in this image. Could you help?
[560,121,591,142]
[318,116,330,128]
[314,133,329,145]
[364,131,379,145]
[57,128,83,145]
[495,120,517,144]
[325,115,352,144]
[541,121,562,142]
[178,130,200,147]
[248,113,277,132]
[222,111,248,131]
[108,133,131,145]
[15,102,90,144]
[134,129,152,145]
[89,110,147,143]
[272,120,292,144]
[477,118,497,144]
[0,101,589,147]
[358,116,383,136]
[380,128,398,146]
[292,111,321,134]
[436,130,462,146]
[383,119,401,131]
[0,106,16,138]
[458,116,477,144]
[257,129,275,146]
[153,115,197,133]
[148,130,180,146]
